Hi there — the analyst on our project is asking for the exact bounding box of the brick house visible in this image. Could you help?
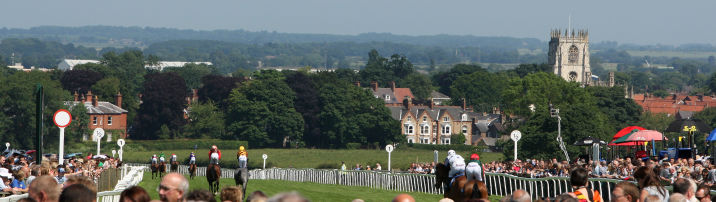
[632,93,716,116]
[65,91,128,141]
[367,81,415,106]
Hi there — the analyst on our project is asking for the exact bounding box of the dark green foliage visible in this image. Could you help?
[163,63,218,90]
[284,71,322,147]
[432,64,485,96]
[0,38,97,68]
[586,86,643,132]
[184,101,225,139]
[450,71,508,112]
[404,143,483,152]
[399,73,433,100]
[123,139,248,151]
[67,102,90,142]
[197,75,245,106]
[450,133,467,145]
[60,70,104,94]
[359,49,415,86]
[91,77,121,102]
[133,72,187,139]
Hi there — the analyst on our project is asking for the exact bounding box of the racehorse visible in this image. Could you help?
[170,161,179,172]
[207,164,221,194]
[188,163,197,180]
[234,167,249,200]
[151,162,166,179]
[435,163,488,201]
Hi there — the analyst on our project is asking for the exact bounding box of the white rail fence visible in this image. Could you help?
[0,166,145,202]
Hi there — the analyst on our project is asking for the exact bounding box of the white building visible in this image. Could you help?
[57,59,101,70]
[57,59,212,71]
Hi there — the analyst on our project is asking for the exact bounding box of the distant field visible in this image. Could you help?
[136,172,503,201]
[626,50,716,58]
[121,148,504,170]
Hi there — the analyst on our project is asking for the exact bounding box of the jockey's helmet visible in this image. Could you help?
[471,153,479,160]
[447,150,456,157]
[239,146,245,151]
[212,145,217,150]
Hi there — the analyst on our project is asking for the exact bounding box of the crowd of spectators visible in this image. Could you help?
[407,162,436,174]
[0,152,121,196]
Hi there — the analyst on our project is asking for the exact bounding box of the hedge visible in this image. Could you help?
[403,143,486,151]
[127,139,249,151]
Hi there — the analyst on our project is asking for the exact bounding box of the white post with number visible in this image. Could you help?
[117,139,125,162]
[385,145,394,172]
[112,150,116,158]
[433,150,439,164]
[262,154,268,169]
[511,130,522,161]
[93,128,105,156]
[5,142,9,151]
[53,110,72,165]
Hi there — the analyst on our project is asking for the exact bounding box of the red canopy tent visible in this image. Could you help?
[609,126,646,146]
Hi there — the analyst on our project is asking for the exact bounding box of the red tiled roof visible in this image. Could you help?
[633,93,713,115]
[394,88,414,101]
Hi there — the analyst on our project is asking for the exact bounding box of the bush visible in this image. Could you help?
[346,143,361,149]
[128,139,249,150]
[404,143,484,152]
[450,133,467,145]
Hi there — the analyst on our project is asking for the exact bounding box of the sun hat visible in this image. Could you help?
[0,168,13,179]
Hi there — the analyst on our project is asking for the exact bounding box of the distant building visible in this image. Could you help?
[548,29,591,85]
[632,93,716,116]
[430,91,451,105]
[65,91,128,141]
[7,63,52,72]
[57,59,212,71]
[366,81,414,106]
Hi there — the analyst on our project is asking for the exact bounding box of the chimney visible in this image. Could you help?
[74,91,79,102]
[354,81,361,87]
[390,81,396,92]
[370,81,378,91]
[430,100,434,109]
[86,91,93,104]
[404,96,412,109]
[115,91,122,108]
[92,96,99,107]
[462,98,467,110]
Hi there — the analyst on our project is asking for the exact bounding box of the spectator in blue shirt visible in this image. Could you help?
[10,170,27,192]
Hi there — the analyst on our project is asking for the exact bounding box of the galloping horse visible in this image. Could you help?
[170,160,179,172]
[234,168,249,200]
[435,163,488,201]
[151,162,166,179]
[207,164,221,194]
[188,163,197,180]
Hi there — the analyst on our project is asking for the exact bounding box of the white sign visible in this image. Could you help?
[262,154,268,169]
[112,150,116,158]
[510,130,522,142]
[511,130,522,161]
[385,145,394,153]
[117,139,125,147]
[117,150,123,161]
[433,150,439,163]
[4,142,9,149]
[93,128,105,155]
[116,139,125,162]
[53,109,72,128]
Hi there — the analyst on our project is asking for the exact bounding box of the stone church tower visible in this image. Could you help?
[548,29,591,85]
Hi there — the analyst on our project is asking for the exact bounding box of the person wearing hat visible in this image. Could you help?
[159,153,166,164]
[237,146,248,168]
[209,145,221,165]
[151,154,158,165]
[188,152,196,165]
[56,168,67,184]
[0,168,14,192]
[465,153,485,182]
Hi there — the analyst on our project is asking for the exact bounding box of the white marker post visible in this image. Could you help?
[93,128,105,156]
[5,142,9,151]
[433,150,439,164]
[117,139,125,162]
[262,154,268,169]
[385,145,394,172]
[510,130,522,161]
[111,150,116,158]
[53,109,72,165]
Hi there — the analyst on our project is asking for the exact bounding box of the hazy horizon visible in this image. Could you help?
[2,0,714,45]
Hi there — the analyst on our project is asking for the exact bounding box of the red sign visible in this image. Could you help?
[53,109,72,128]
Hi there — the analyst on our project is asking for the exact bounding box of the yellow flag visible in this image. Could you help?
[644,141,648,146]
[679,136,683,142]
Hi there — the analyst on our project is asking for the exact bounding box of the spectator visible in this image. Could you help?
[158,173,189,202]
[552,194,577,202]
[28,175,60,202]
[220,186,243,202]
[672,178,697,202]
[186,189,216,202]
[27,165,40,185]
[568,167,602,202]
[55,168,67,184]
[247,191,268,202]
[59,184,96,202]
[391,193,415,202]
[634,166,669,202]
[63,175,97,194]
[669,193,688,202]
[0,168,14,192]
[267,192,309,202]
[507,189,531,202]
[119,186,151,202]
[375,163,382,170]
[612,181,639,202]
[11,169,28,192]
[695,184,711,202]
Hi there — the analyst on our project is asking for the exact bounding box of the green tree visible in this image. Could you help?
[163,63,217,90]
[91,77,121,102]
[67,102,90,142]
[184,101,225,139]
[133,72,187,140]
[450,71,508,112]
[587,86,643,132]
[451,133,467,145]
[399,73,433,100]
[431,64,485,96]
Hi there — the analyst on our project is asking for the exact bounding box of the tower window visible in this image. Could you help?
[568,45,579,64]
[569,72,578,82]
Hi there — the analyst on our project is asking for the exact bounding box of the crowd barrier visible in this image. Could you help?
[0,166,145,202]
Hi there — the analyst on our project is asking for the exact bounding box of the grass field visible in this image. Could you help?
[136,172,504,201]
[122,148,504,170]
[626,50,716,59]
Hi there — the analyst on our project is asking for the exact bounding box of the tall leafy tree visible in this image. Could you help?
[91,77,121,102]
[284,71,322,147]
[184,101,225,139]
[431,64,485,96]
[359,49,415,86]
[226,71,304,147]
[133,72,187,139]
[450,71,508,112]
[60,69,103,94]
[399,73,433,101]
[67,102,90,142]
[198,75,245,107]
[163,63,218,90]
[587,86,643,132]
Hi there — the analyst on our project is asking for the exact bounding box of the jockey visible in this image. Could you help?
[170,153,177,163]
[465,153,485,182]
[159,153,166,163]
[189,152,196,165]
[151,154,158,164]
[445,150,466,179]
[237,146,248,168]
[209,145,222,165]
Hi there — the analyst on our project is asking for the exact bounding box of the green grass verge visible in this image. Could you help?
[122,148,503,170]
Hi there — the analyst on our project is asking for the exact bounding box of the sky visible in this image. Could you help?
[2,0,715,45]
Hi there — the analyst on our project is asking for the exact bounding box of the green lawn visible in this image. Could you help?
[122,148,503,170]
[137,172,447,202]
[626,50,716,59]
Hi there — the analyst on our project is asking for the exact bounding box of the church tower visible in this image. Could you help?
[548,29,591,85]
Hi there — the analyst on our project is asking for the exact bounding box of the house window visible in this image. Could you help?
[421,125,430,134]
[568,45,579,64]
[443,138,451,145]
[462,126,468,134]
[407,138,414,144]
[461,114,468,121]
[406,116,411,122]
[422,116,427,122]
[407,125,414,134]
[108,116,113,125]
[443,117,449,122]
[93,116,97,125]
[442,125,451,135]
[421,138,429,144]
[106,132,112,142]
[385,95,390,101]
